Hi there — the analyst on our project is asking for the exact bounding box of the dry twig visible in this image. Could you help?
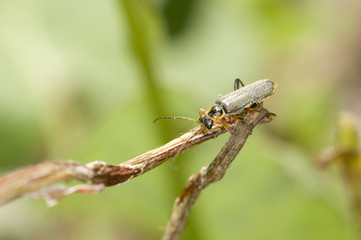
[162,107,276,240]
[0,119,228,206]
[0,105,275,240]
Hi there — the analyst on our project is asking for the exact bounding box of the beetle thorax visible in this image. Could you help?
[199,104,225,129]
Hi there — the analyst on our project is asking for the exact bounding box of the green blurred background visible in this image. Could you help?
[1,0,361,239]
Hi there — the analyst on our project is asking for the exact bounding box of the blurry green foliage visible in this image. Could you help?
[0,0,361,240]
[162,0,198,38]
[0,114,45,168]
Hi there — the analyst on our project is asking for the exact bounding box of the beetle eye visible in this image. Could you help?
[204,118,213,129]
[199,115,213,129]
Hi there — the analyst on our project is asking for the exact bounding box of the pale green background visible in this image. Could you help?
[0,0,361,239]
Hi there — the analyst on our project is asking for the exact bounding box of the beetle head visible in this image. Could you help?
[199,115,213,129]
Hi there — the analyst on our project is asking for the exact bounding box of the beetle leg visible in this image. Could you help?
[220,118,232,133]
[199,108,207,117]
[234,78,245,90]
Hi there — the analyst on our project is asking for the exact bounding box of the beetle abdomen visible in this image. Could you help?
[215,79,276,115]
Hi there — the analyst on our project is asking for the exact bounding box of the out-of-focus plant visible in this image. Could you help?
[318,112,361,237]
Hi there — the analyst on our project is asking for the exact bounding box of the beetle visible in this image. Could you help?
[198,79,277,131]
[155,79,277,132]
[153,79,277,159]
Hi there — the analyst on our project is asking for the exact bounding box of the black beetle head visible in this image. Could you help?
[199,115,213,129]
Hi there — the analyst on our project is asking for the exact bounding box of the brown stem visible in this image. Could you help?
[162,108,275,240]
[0,122,227,206]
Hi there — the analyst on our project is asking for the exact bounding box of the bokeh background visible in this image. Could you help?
[1,0,361,239]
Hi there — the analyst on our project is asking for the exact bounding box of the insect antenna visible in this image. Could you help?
[153,115,205,165]
[153,116,200,124]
